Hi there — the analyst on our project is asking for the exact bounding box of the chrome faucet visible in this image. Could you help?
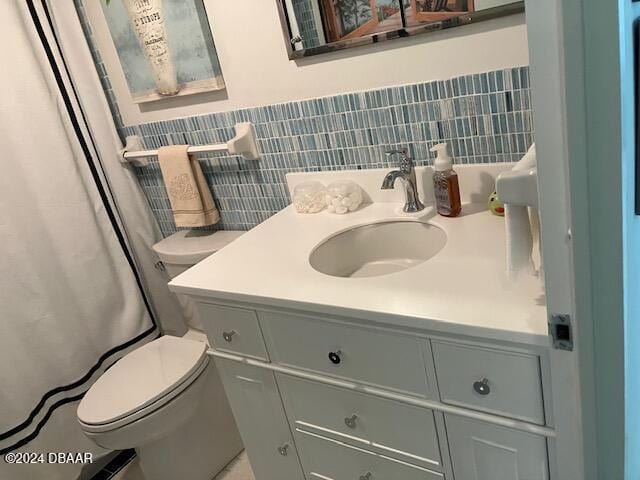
[381,149,425,213]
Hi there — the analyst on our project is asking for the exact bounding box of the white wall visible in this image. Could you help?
[90,0,529,126]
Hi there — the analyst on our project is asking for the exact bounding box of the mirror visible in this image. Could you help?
[277,0,524,58]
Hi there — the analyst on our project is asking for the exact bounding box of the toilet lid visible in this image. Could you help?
[77,336,208,426]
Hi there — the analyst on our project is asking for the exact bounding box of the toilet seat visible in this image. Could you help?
[77,336,208,433]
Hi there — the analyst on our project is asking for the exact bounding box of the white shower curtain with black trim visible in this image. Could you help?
[0,1,162,478]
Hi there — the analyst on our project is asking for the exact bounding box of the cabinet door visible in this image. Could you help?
[215,359,305,480]
[445,414,549,480]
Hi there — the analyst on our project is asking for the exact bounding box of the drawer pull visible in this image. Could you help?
[344,414,358,428]
[277,443,290,456]
[473,378,491,396]
[222,330,237,343]
[328,350,342,365]
[359,472,372,480]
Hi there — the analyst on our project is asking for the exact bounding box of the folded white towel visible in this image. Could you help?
[505,144,539,277]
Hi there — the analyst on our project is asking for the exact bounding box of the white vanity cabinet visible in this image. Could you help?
[197,301,553,480]
[214,359,306,479]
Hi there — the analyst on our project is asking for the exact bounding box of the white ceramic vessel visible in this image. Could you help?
[78,230,246,480]
[123,0,179,96]
[152,230,245,331]
[78,336,242,480]
[309,220,446,277]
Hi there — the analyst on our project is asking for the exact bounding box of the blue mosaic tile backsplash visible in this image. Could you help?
[120,67,533,235]
[75,0,533,237]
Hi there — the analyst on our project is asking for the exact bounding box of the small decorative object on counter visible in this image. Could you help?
[488,190,505,216]
[325,180,363,214]
[292,181,327,213]
[431,143,462,217]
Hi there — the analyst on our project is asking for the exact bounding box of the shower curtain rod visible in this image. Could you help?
[121,122,260,165]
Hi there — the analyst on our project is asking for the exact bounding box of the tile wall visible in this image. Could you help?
[291,0,322,48]
[76,2,533,237]
[75,0,125,131]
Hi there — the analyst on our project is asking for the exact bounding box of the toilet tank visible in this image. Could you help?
[152,230,245,330]
[162,261,192,279]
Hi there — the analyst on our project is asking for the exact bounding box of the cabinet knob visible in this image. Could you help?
[344,414,358,428]
[359,473,372,480]
[222,330,237,343]
[277,443,290,456]
[473,378,491,396]
[328,350,342,365]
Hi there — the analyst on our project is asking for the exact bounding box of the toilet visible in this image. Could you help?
[77,230,245,480]
[151,230,245,332]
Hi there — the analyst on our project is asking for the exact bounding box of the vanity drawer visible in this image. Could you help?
[432,341,545,424]
[296,429,444,480]
[278,374,442,470]
[260,311,434,398]
[196,303,269,361]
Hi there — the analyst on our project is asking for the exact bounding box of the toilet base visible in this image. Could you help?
[136,363,243,480]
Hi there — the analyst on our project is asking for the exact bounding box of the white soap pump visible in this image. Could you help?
[431,143,452,171]
[430,143,461,217]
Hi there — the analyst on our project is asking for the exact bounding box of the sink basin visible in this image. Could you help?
[309,221,447,278]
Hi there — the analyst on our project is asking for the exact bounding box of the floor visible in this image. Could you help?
[88,450,136,480]
[212,452,255,480]
[109,451,255,480]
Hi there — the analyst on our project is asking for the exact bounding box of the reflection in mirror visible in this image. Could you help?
[405,0,474,27]
[321,0,402,43]
[279,0,524,58]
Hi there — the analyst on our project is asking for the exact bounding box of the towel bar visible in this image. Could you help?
[120,122,260,167]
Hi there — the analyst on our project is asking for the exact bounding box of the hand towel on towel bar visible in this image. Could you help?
[158,145,220,227]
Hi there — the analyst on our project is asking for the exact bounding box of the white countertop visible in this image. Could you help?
[170,203,549,346]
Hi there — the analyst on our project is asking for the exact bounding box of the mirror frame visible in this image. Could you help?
[276,0,524,59]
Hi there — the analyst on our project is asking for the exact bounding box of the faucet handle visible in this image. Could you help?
[385,148,408,158]
[385,148,413,172]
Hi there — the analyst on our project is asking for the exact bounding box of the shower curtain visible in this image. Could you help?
[48,1,187,338]
[0,1,172,478]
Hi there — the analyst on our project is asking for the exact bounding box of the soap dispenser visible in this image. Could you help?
[431,143,461,217]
